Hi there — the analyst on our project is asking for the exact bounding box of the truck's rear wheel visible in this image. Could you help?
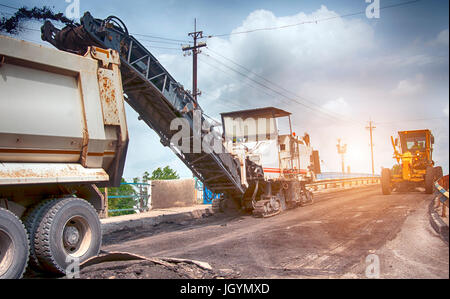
[22,199,58,272]
[0,208,29,279]
[34,198,101,275]
[425,166,435,194]
[381,168,392,195]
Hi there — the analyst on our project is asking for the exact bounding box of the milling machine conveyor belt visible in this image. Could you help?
[41,12,245,197]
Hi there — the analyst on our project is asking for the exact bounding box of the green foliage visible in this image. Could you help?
[102,166,178,217]
[103,178,137,217]
[150,166,180,180]
[143,171,151,182]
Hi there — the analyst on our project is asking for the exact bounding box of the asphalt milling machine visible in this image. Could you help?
[0,12,320,278]
[40,12,321,218]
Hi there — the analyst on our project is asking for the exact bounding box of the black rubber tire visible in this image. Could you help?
[0,207,29,279]
[425,166,435,194]
[34,198,101,274]
[381,168,392,195]
[22,199,58,272]
[434,166,443,181]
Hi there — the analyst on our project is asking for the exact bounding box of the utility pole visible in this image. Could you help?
[336,139,347,174]
[182,18,206,105]
[366,120,376,176]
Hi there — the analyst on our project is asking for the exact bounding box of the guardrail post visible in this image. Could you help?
[139,184,144,212]
[103,187,108,218]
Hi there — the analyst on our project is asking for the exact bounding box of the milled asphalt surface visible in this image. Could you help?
[98,185,449,278]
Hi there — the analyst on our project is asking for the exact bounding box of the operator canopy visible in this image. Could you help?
[221,107,290,142]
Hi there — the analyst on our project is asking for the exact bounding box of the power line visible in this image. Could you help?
[182,18,207,102]
[200,53,313,111]
[135,37,189,46]
[366,120,376,176]
[0,3,192,43]
[202,52,355,124]
[2,21,182,51]
[132,33,191,44]
[200,54,331,127]
[204,47,363,125]
[0,8,13,15]
[143,45,181,51]
[0,3,17,10]
[198,57,270,109]
[137,41,181,51]
[207,0,422,38]
[199,55,279,101]
[376,116,448,125]
[201,52,360,125]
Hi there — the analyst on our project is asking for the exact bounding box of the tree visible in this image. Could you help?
[150,166,180,180]
[103,178,137,217]
[142,171,151,183]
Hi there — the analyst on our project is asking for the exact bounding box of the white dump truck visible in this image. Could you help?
[0,35,128,278]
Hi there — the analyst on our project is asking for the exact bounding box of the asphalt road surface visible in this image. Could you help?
[93,185,449,278]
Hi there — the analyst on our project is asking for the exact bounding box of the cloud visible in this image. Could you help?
[431,29,449,46]
[444,103,449,117]
[321,97,350,116]
[120,6,448,177]
[391,74,424,97]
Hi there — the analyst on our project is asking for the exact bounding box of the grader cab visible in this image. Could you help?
[381,129,443,194]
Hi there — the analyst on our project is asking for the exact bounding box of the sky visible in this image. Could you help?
[1,0,448,181]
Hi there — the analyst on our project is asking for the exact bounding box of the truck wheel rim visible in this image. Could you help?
[62,216,92,258]
[0,229,14,276]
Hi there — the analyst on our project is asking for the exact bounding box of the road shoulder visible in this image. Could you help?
[353,198,449,278]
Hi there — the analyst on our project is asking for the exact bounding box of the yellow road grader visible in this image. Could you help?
[381,129,443,194]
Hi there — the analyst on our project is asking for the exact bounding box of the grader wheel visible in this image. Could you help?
[381,168,392,195]
[425,166,435,194]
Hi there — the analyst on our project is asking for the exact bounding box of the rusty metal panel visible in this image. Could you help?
[98,68,121,126]
[0,35,128,187]
[0,163,109,185]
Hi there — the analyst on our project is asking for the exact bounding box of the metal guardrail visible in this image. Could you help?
[315,172,379,180]
[107,182,150,214]
[434,175,449,218]
[307,176,381,191]
[195,173,381,200]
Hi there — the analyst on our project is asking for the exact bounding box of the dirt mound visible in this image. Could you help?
[78,252,240,279]
[81,260,213,279]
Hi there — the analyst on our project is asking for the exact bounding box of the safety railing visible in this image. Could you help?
[105,182,150,216]
[434,175,449,218]
[315,172,379,180]
[307,176,381,191]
